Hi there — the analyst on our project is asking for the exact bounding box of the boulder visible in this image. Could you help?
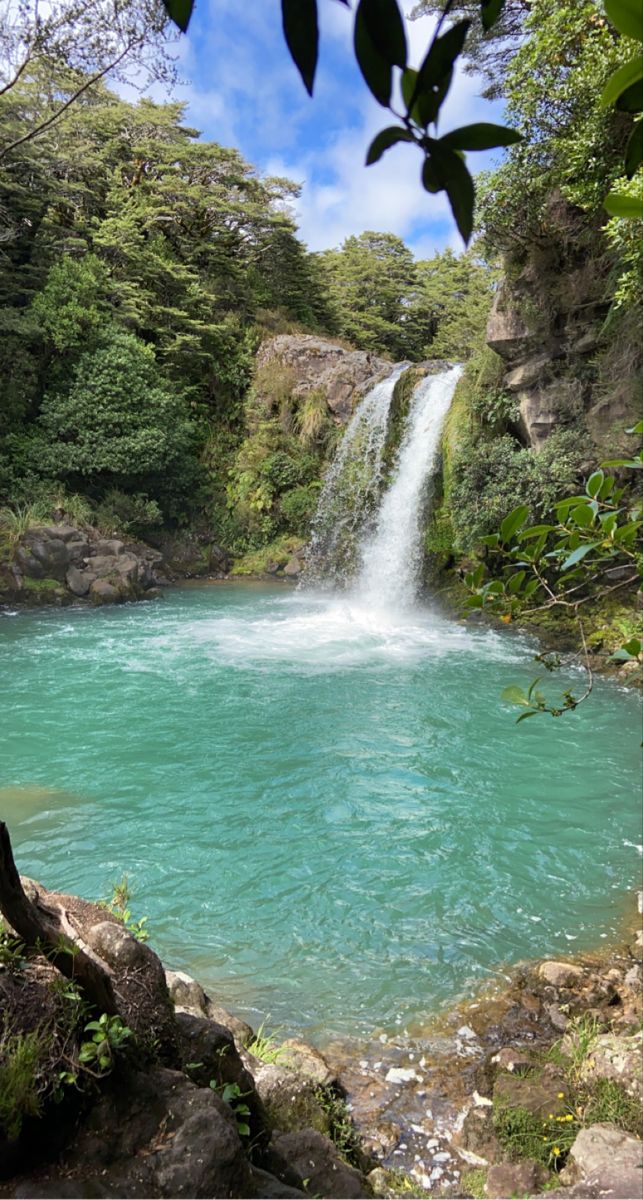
[15,533,71,581]
[84,921,176,1055]
[284,557,302,578]
[255,334,390,425]
[43,1067,254,1198]
[89,579,122,604]
[164,968,254,1045]
[579,1031,643,1099]
[94,538,126,556]
[485,1159,550,1198]
[278,1039,337,1088]
[65,565,92,597]
[249,1060,332,1138]
[560,1123,643,1198]
[537,961,585,989]
[175,1012,270,1146]
[272,1129,367,1198]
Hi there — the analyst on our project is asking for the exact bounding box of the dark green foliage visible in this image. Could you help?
[30,330,197,518]
[450,431,588,551]
[0,74,336,527]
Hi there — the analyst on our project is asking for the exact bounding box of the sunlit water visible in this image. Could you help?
[1,583,641,1040]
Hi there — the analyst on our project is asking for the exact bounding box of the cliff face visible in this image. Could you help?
[485,192,642,455]
[255,334,392,425]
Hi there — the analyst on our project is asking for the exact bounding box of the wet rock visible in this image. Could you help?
[284,557,302,578]
[537,961,585,989]
[272,1129,367,1198]
[493,1070,568,1117]
[579,1030,643,1099]
[89,579,122,604]
[560,1122,643,1198]
[486,288,543,362]
[458,1105,502,1165]
[279,1039,337,1087]
[485,1159,549,1198]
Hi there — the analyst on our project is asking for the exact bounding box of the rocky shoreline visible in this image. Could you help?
[1,855,641,1199]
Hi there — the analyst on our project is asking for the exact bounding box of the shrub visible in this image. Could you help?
[279,485,319,534]
[94,490,162,537]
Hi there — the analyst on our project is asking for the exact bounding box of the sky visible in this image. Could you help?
[157,0,507,258]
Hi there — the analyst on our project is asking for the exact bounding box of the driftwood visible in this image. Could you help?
[0,820,118,1014]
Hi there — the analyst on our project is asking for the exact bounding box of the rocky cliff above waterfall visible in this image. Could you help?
[485,192,641,456]
[255,334,392,424]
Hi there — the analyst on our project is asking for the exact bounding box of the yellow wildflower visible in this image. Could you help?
[557,1092,565,1098]
[566,1114,574,1121]
[553,1147,561,1156]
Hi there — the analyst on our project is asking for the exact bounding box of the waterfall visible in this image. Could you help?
[355,365,462,608]
[305,364,406,586]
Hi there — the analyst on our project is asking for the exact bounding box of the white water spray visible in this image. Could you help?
[306,365,406,584]
[355,365,462,609]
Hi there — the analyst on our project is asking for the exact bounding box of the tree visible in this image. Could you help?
[319,231,420,359]
[31,329,197,508]
[410,247,496,359]
[411,0,532,98]
[0,0,175,160]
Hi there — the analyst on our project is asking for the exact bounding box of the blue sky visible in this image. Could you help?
[165,0,506,257]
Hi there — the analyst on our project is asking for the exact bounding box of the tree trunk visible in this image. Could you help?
[0,821,118,1014]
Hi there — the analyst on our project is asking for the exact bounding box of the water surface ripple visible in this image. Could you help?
[1,584,641,1038]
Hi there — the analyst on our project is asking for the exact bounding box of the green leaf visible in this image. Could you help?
[520,524,555,538]
[481,0,505,32]
[502,685,529,706]
[500,504,529,544]
[366,125,414,165]
[604,190,643,219]
[516,710,539,723]
[605,0,643,41]
[440,122,522,151]
[237,1122,251,1137]
[507,570,526,595]
[586,470,605,498]
[622,637,641,656]
[560,542,600,571]
[282,0,318,96]
[161,0,194,33]
[426,143,475,243]
[570,503,595,528]
[616,78,643,110]
[355,2,393,105]
[422,155,442,192]
[600,56,643,107]
[419,19,470,87]
[357,0,407,69]
[626,420,643,434]
[625,120,643,176]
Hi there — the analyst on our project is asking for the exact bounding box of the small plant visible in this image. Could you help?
[79,1013,132,1075]
[0,1028,46,1140]
[246,1019,284,1065]
[313,1087,362,1167]
[0,927,26,973]
[582,1078,642,1137]
[100,876,150,942]
[210,1080,251,1137]
[461,1167,488,1200]
[561,1013,602,1080]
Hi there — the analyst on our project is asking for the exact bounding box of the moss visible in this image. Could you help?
[230,535,302,576]
[381,366,423,478]
[460,1168,488,1199]
[22,576,61,592]
[263,1087,333,1140]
